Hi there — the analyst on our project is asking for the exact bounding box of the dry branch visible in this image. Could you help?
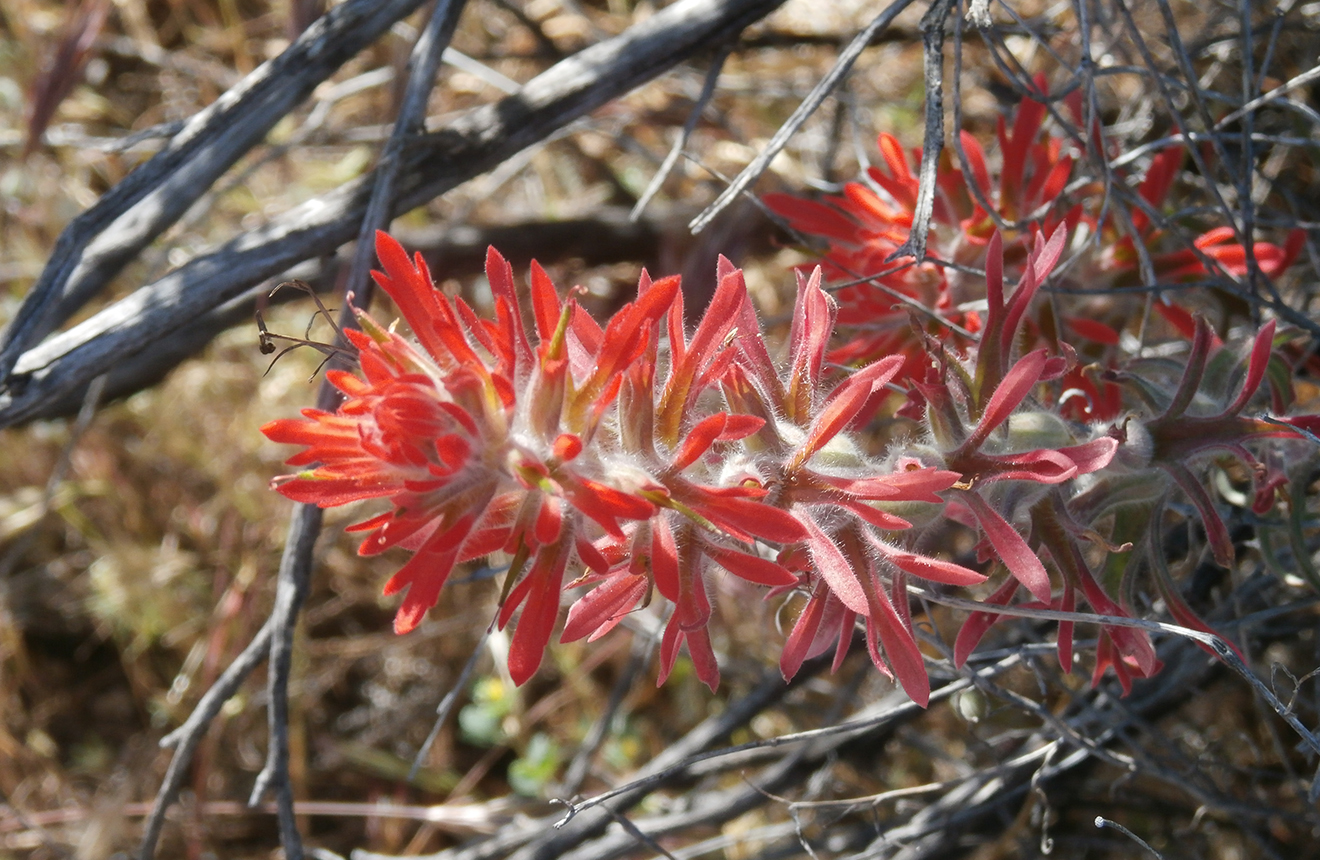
[0,0,432,382]
[250,4,472,856]
[348,629,1227,860]
[361,595,1312,860]
[9,208,675,422]
[0,0,788,429]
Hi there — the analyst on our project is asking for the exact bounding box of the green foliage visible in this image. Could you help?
[459,675,513,748]
[508,733,562,797]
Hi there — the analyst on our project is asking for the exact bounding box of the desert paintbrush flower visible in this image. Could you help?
[265,233,988,695]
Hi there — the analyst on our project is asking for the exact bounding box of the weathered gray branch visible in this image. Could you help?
[253,4,472,857]
[0,0,431,382]
[687,0,921,235]
[0,0,787,429]
[8,208,679,422]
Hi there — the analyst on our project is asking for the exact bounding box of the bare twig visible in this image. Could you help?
[0,0,431,385]
[553,664,981,827]
[1216,62,1320,130]
[245,505,323,860]
[630,45,731,222]
[687,0,920,235]
[139,616,276,860]
[248,5,470,858]
[352,661,820,860]
[1095,816,1167,859]
[556,627,655,797]
[885,0,955,264]
[0,0,789,430]
[409,621,491,783]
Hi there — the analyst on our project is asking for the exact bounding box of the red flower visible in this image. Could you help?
[266,233,684,684]
[261,209,1316,703]
[1100,148,1305,286]
[764,76,1078,376]
[710,265,984,704]
[268,235,960,692]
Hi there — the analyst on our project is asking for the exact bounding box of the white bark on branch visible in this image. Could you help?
[0,0,787,429]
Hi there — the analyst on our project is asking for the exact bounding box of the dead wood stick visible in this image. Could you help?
[0,0,431,383]
[0,0,787,430]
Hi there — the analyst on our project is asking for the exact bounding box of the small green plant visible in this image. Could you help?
[457,675,513,748]
[508,733,562,797]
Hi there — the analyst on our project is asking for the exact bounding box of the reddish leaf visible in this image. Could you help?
[965,493,1052,603]
[839,500,912,531]
[1223,319,1276,416]
[1134,148,1183,231]
[560,477,655,538]
[978,448,1077,484]
[651,519,680,602]
[534,496,563,545]
[529,260,562,344]
[763,193,859,243]
[786,267,837,421]
[562,573,647,642]
[671,413,731,471]
[961,130,991,198]
[683,486,809,544]
[864,574,930,706]
[384,514,476,633]
[686,625,721,692]
[1156,314,1214,422]
[486,246,533,376]
[793,357,902,467]
[964,349,1049,452]
[508,539,572,685]
[812,467,961,501]
[872,541,986,586]
[1066,317,1121,346]
[575,534,611,575]
[801,515,868,616]
[1165,461,1234,567]
[780,579,831,681]
[705,544,798,587]
[1056,437,1119,475]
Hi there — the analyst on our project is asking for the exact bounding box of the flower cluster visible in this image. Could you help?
[758,81,1315,692]
[266,178,1315,700]
[266,233,982,700]
[765,78,1304,383]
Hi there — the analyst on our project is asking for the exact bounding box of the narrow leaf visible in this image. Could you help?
[965,493,1052,602]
